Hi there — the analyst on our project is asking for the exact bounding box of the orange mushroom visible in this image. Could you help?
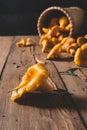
[74,43,87,67]
[11,63,55,101]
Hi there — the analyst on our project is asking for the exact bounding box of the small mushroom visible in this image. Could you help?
[26,38,33,46]
[59,16,69,28]
[47,43,62,59]
[77,36,87,47]
[16,39,26,47]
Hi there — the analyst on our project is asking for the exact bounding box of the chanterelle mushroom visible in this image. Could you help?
[11,63,56,101]
[74,43,87,67]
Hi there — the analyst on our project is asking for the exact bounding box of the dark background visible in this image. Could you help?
[0,0,87,35]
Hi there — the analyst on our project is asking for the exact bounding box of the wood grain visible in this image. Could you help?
[0,36,87,130]
[53,57,87,128]
[0,36,13,78]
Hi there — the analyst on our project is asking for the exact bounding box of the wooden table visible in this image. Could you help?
[0,36,87,130]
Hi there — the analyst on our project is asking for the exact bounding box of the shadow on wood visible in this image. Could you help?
[13,89,87,111]
[15,89,75,109]
[46,55,74,62]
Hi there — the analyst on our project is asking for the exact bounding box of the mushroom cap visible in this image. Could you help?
[11,63,55,101]
[74,44,87,67]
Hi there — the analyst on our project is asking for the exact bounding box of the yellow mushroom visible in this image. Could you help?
[26,38,33,46]
[77,36,87,47]
[74,43,87,67]
[57,35,64,42]
[81,43,87,50]
[60,37,75,52]
[39,35,54,52]
[16,38,33,47]
[47,37,76,59]
[47,43,63,59]
[59,16,69,28]
[41,38,50,52]
[16,39,26,47]
[48,25,61,37]
[84,34,87,39]
[11,63,55,101]
[42,27,49,34]
[67,43,79,55]
[65,23,72,31]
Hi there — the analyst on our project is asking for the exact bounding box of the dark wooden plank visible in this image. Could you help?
[80,68,87,78]
[53,58,87,128]
[0,36,86,130]
[0,36,13,78]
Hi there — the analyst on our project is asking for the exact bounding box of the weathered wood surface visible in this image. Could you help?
[0,36,87,130]
[0,36,13,78]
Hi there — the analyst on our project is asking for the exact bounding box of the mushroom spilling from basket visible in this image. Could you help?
[39,16,87,67]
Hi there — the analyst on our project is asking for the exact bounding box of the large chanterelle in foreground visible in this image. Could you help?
[11,63,56,101]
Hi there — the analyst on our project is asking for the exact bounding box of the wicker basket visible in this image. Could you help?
[37,6,86,37]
